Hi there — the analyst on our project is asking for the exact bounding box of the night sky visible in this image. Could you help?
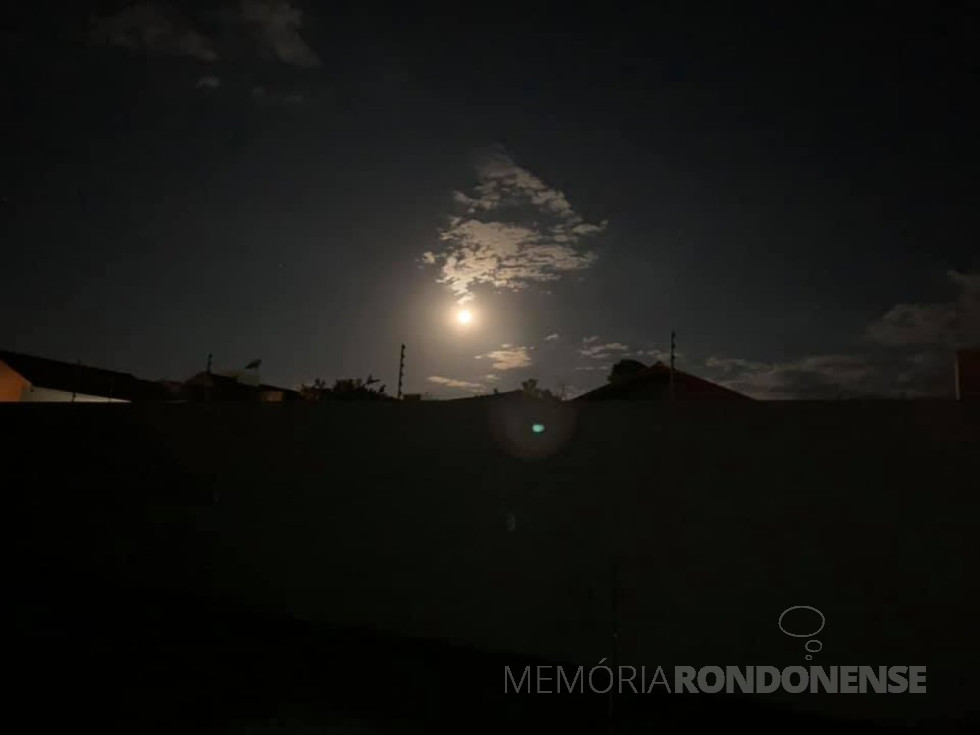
[4,2,978,398]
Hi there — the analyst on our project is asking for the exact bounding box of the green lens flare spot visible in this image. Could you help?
[532,423,546,434]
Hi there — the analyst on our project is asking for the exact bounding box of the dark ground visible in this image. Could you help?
[10,400,980,732]
[15,575,966,734]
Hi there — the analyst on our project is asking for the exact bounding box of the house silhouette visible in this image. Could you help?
[0,349,172,403]
[575,361,749,401]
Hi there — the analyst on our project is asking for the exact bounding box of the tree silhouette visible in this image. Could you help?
[607,359,648,384]
[520,378,560,400]
[300,374,393,401]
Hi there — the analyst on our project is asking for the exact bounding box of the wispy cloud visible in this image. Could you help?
[90,2,218,61]
[579,339,630,359]
[427,375,485,393]
[635,348,681,363]
[704,354,884,399]
[704,352,954,399]
[544,333,560,341]
[477,345,533,370]
[91,1,319,69]
[422,150,606,303]
[866,270,980,347]
[239,0,320,68]
[196,75,221,89]
[702,269,979,399]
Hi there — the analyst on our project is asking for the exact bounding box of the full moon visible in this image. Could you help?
[457,309,473,325]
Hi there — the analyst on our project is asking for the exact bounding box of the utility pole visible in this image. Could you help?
[206,353,213,374]
[397,343,405,400]
[669,330,676,400]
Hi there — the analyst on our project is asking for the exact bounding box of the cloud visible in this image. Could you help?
[544,333,560,341]
[579,341,630,359]
[866,270,980,347]
[424,150,606,302]
[196,75,221,89]
[240,0,320,68]
[704,357,768,373]
[701,269,978,400]
[636,348,683,363]
[90,1,319,69]
[90,2,218,61]
[703,354,911,399]
[427,376,485,393]
[866,303,958,346]
[477,345,533,370]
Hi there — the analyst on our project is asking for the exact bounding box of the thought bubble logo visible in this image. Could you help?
[778,605,825,661]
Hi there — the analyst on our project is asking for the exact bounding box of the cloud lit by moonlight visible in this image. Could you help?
[422,149,606,303]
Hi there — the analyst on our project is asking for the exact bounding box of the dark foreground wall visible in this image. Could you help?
[10,399,979,727]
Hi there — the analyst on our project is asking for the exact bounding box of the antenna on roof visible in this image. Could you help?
[669,330,676,400]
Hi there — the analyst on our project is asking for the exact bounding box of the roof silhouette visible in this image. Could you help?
[0,349,172,401]
[575,361,749,401]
